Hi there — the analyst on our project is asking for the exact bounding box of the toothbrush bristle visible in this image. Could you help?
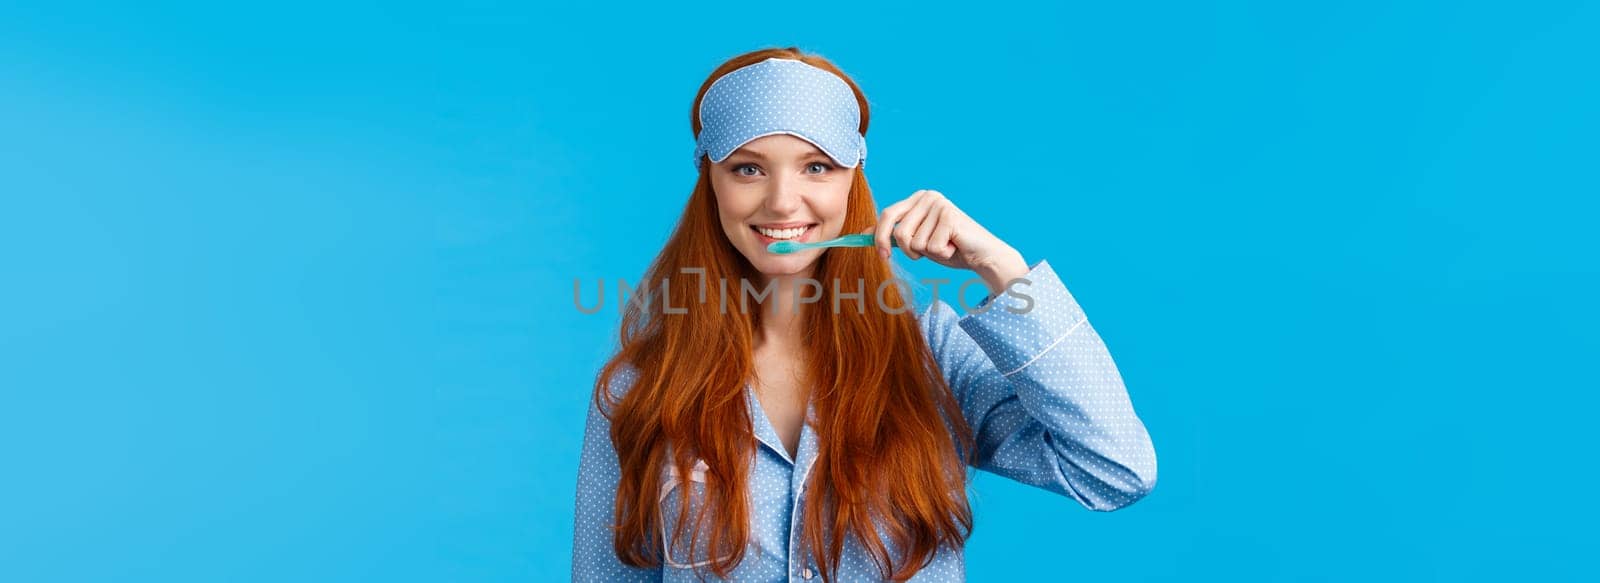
[768,241,798,254]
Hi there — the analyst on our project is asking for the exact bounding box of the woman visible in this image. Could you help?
[572,47,1157,582]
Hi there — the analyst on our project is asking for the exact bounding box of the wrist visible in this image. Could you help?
[976,250,1029,293]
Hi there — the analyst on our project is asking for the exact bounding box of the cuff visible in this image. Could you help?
[955,259,1088,376]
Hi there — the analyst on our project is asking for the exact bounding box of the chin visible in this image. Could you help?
[747,251,816,277]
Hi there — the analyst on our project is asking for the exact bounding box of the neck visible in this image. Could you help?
[752,271,813,350]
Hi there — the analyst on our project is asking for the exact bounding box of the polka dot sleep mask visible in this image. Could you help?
[693,57,868,171]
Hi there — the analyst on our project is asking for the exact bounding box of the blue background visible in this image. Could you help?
[3,1,1596,581]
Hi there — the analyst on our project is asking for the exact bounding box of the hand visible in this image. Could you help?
[870,189,1029,289]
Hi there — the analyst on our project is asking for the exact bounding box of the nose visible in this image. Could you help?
[762,174,805,215]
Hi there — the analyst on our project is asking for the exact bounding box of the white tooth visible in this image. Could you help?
[758,226,807,240]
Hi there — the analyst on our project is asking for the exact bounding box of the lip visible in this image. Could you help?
[750,223,818,246]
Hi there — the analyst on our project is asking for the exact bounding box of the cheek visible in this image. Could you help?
[710,186,753,224]
[820,184,852,221]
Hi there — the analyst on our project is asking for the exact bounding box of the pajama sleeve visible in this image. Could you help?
[922,259,1158,511]
[572,366,663,581]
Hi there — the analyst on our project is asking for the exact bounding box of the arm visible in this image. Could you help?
[572,368,662,582]
[925,259,1158,511]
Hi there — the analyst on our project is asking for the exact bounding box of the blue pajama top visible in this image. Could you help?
[571,259,1158,582]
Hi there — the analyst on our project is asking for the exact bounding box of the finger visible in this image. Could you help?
[926,207,958,260]
[895,192,939,260]
[874,194,920,258]
[910,200,946,258]
[900,191,945,260]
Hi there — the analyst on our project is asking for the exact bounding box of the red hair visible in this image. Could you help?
[593,47,976,582]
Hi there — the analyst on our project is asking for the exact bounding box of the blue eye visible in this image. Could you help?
[729,162,832,176]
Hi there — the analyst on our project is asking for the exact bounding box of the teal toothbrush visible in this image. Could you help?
[767,233,897,254]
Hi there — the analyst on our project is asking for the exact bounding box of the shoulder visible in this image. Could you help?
[604,360,642,398]
[913,297,964,357]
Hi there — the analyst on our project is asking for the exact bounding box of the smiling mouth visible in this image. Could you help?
[751,224,817,243]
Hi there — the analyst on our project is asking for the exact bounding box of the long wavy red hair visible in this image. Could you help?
[592,47,977,582]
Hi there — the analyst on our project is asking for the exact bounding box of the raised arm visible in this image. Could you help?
[923,259,1157,511]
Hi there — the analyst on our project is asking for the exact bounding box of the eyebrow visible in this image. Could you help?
[729,148,828,161]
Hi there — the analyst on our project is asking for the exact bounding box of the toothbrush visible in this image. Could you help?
[767,233,898,254]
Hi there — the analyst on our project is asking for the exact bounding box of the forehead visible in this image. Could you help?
[728,134,827,160]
